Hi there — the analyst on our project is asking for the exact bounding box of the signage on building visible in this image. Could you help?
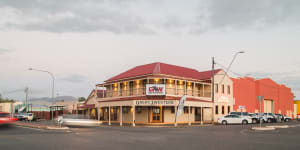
[136,100,174,106]
[217,96,229,103]
[146,84,166,96]
[238,105,245,110]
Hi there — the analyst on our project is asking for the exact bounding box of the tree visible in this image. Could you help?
[78,97,86,102]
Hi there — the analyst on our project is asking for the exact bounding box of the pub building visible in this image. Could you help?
[94,62,234,126]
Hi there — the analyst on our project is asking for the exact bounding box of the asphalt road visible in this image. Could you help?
[1,122,300,150]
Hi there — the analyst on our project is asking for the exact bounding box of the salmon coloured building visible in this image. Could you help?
[82,62,295,126]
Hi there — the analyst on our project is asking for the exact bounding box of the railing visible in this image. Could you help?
[99,87,211,98]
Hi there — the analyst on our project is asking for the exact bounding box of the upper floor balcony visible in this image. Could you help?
[96,78,212,100]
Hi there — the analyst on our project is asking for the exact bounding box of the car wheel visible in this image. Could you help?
[267,118,272,123]
[242,120,248,125]
[252,119,257,124]
[222,120,227,125]
[285,119,289,122]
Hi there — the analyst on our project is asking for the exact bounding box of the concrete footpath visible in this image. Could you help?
[13,121,69,130]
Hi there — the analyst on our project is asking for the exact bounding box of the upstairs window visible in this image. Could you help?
[222,84,225,94]
[227,85,231,95]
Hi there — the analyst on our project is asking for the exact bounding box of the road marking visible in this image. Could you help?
[16,126,46,132]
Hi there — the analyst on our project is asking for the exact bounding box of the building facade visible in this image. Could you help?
[95,62,234,126]
[232,77,294,118]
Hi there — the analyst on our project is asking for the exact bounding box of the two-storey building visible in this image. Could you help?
[95,62,234,126]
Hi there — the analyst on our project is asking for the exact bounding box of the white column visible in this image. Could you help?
[132,105,136,127]
[201,105,204,125]
[188,104,191,126]
[185,80,187,95]
[98,107,100,121]
[175,80,178,95]
[118,82,121,96]
[174,105,178,127]
[120,105,123,126]
[108,106,111,126]
[202,84,205,97]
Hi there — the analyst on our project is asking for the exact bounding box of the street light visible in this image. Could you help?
[29,67,55,120]
[211,51,245,123]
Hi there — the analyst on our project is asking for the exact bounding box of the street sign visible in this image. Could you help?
[257,96,264,102]
[238,105,245,110]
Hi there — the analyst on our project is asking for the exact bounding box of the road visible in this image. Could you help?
[1,122,300,150]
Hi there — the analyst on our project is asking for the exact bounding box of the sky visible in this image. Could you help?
[0,0,299,100]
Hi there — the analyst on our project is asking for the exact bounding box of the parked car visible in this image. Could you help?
[15,113,38,121]
[229,112,249,116]
[254,113,268,123]
[229,112,258,124]
[218,114,252,125]
[263,113,277,123]
[57,114,101,127]
[0,112,18,125]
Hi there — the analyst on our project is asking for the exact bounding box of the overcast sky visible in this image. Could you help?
[0,0,299,100]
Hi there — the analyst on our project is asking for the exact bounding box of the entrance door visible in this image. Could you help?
[152,107,162,123]
[195,107,201,121]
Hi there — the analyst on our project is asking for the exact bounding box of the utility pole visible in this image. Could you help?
[211,57,215,123]
[25,87,29,113]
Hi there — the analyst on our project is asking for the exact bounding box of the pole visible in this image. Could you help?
[29,68,55,120]
[211,57,215,123]
[25,87,29,113]
[259,100,262,128]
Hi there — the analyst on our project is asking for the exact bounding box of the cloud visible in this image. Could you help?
[0,0,151,34]
[194,0,300,32]
[0,0,300,34]
[60,74,88,83]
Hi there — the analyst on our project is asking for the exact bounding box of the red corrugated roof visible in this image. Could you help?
[106,62,222,82]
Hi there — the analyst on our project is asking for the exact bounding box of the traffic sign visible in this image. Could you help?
[257,96,264,102]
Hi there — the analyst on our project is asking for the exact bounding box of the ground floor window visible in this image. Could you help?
[227,106,231,113]
[184,107,189,114]
[215,105,219,114]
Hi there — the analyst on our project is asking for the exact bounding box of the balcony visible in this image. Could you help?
[98,87,211,99]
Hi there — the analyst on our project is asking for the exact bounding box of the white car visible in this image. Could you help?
[218,115,252,125]
[57,115,101,127]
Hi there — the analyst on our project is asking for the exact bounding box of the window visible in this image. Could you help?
[215,105,218,114]
[227,106,231,113]
[122,107,129,113]
[215,84,218,93]
[184,107,189,114]
[222,106,225,114]
[227,85,231,94]
[171,107,175,113]
[222,85,225,93]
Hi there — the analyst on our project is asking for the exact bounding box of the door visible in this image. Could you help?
[152,107,162,123]
[195,107,201,121]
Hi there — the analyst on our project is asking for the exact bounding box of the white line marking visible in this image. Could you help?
[16,126,46,131]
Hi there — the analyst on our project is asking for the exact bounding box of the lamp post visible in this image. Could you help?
[29,68,55,120]
[211,51,245,123]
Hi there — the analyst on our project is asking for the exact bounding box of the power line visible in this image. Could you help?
[215,62,285,90]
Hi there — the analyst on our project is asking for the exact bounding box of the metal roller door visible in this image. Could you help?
[264,100,274,113]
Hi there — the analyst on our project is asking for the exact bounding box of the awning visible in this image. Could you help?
[78,104,95,109]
